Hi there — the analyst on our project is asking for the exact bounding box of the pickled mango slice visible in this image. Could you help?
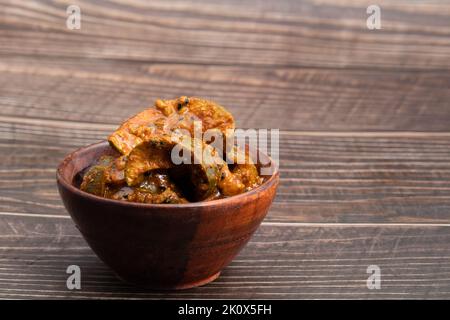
[127,170,188,204]
[124,135,175,186]
[105,155,127,185]
[229,147,262,190]
[169,136,224,200]
[125,135,224,200]
[108,108,166,155]
[137,170,181,195]
[80,166,107,196]
[218,147,262,196]
[217,167,245,197]
[80,157,112,197]
[155,96,235,140]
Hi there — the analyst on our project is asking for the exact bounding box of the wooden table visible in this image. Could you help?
[1,0,449,299]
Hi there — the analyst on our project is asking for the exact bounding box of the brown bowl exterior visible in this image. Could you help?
[56,141,279,289]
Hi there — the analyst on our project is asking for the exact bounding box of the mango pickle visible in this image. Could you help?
[80,97,262,203]
[80,155,114,197]
[155,96,235,142]
[125,135,175,186]
[108,108,166,155]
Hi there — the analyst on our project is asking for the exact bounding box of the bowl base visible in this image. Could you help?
[174,271,221,290]
[117,271,221,290]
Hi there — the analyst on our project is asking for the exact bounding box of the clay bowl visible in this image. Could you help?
[56,141,279,289]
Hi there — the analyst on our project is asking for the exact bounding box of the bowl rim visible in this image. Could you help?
[57,141,279,209]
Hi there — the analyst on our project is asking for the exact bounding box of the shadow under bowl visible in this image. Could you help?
[56,141,279,289]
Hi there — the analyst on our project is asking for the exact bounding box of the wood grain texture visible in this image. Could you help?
[1,56,450,131]
[0,215,449,299]
[1,121,450,223]
[0,0,450,299]
[1,0,450,70]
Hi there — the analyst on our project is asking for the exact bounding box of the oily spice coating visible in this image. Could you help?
[80,97,262,204]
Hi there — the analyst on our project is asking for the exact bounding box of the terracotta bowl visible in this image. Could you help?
[56,141,279,289]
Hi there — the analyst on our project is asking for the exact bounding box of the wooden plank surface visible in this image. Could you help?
[2,127,450,223]
[1,56,450,131]
[0,0,450,299]
[1,215,449,299]
[1,0,450,70]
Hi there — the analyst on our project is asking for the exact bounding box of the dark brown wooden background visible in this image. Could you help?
[1,0,450,299]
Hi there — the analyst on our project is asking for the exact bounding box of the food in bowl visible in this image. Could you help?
[78,96,263,204]
[56,97,279,288]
